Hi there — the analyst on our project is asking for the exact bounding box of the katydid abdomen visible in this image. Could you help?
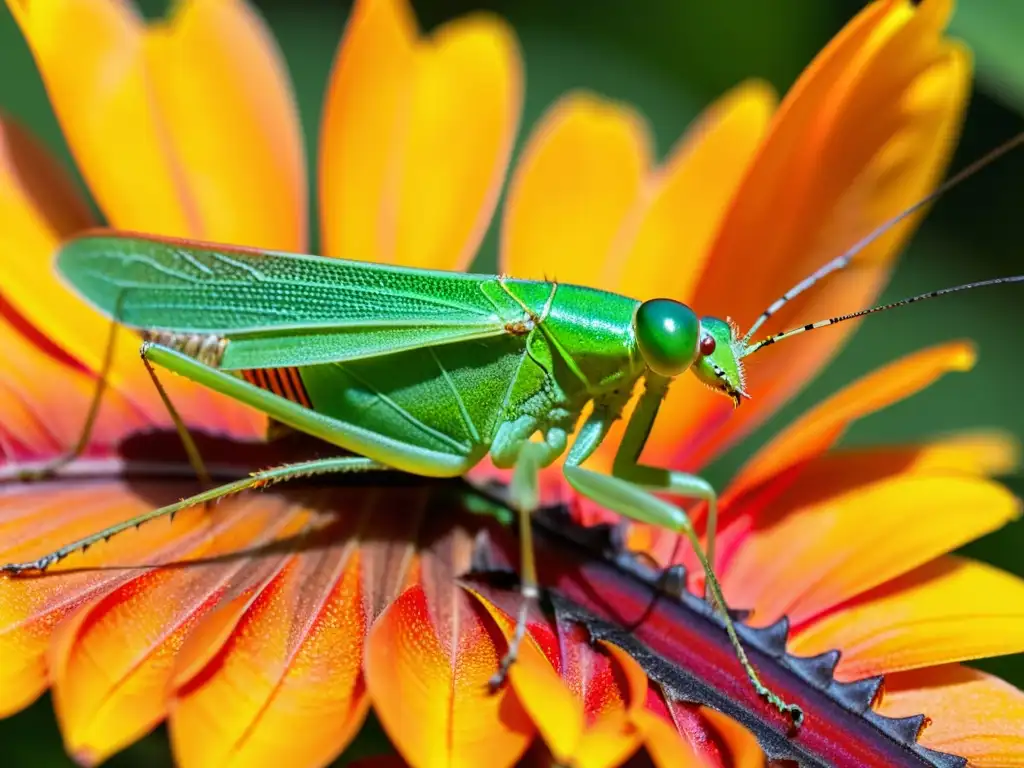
[64,233,648,476]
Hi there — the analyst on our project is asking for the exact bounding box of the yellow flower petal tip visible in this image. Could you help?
[9,0,306,249]
[500,91,653,287]
[319,0,522,272]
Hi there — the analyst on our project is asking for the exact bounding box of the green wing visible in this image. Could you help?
[57,232,518,369]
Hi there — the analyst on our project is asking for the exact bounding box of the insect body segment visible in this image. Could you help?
[141,329,227,367]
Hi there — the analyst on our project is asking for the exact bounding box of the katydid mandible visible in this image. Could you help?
[4,132,1024,732]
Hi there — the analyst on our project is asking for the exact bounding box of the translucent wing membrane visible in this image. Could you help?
[57,232,512,368]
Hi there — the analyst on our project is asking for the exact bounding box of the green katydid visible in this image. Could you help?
[4,132,1024,732]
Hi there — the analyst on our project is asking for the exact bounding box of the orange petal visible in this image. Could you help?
[317,0,416,261]
[572,710,644,768]
[49,496,300,765]
[767,430,1021,502]
[143,0,307,249]
[656,698,731,767]
[556,628,644,768]
[169,522,373,768]
[570,642,648,768]
[632,708,710,768]
[365,583,534,768]
[697,707,765,768]
[604,79,777,303]
[320,0,521,271]
[656,0,970,469]
[723,474,1020,628]
[877,664,1024,767]
[0,117,263,440]
[470,586,672,768]
[790,556,1024,680]
[500,93,651,286]
[0,482,209,719]
[727,341,976,502]
[7,0,306,248]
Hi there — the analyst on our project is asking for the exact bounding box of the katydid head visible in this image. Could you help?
[632,299,748,406]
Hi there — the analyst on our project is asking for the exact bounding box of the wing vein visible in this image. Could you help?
[429,349,481,445]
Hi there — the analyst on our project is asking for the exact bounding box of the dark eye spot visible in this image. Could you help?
[700,335,716,356]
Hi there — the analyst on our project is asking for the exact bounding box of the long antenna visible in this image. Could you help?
[741,131,1024,344]
[742,275,1024,357]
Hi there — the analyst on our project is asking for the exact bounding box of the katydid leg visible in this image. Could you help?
[141,343,473,478]
[1,455,385,573]
[141,353,212,489]
[562,377,803,728]
[563,464,802,728]
[489,440,548,689]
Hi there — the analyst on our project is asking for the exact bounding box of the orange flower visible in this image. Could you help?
[1,0,1022,766]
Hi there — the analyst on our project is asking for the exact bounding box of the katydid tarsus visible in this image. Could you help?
[3,132,1024,732]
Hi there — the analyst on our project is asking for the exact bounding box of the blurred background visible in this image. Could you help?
[0,0,1021,764]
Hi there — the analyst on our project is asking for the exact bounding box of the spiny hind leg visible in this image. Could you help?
[15,319,119,481]
[1,455,385,574]
[562,465,803,730]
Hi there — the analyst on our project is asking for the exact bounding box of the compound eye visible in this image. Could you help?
[634,299,700,377]
[699,334,716,356]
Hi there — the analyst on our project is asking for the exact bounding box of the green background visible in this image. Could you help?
[1,1,1022,764]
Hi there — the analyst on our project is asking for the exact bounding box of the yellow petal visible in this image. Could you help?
[658,0,971,471]
[605,79,777,304]
[8,0,306,248]
[723,475,1020,627]
[878,664,1024,767]
[320,0,521,271]
[500,93,651,286]
[790,556,1024,680]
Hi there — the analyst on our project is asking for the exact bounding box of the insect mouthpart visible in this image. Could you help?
[690,316,747,405]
